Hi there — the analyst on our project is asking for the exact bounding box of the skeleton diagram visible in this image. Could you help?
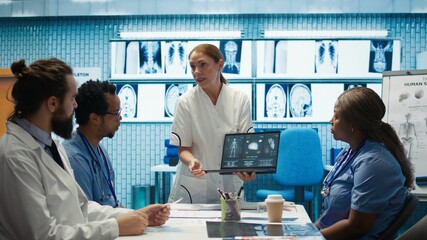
[370,40,393,73]
[398,113,418,160]
[229,138,237,158]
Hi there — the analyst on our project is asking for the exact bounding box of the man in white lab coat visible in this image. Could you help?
[0,58,170,240]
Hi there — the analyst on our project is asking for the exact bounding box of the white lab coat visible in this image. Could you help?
[169,84,253,204]
[0,122,132,240]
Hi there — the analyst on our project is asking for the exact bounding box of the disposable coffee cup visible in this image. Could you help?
[265,194,284,222]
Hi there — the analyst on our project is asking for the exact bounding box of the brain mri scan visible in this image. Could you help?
[265,84,286,118]
[118,84,137,119]
[290,84,312,118]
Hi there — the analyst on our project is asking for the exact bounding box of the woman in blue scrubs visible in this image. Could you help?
[316,87,414,239]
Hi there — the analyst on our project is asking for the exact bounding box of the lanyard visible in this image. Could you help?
[321,139,367,197]
[77,130,118,207]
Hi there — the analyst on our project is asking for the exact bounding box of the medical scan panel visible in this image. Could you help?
[289,83,312,118]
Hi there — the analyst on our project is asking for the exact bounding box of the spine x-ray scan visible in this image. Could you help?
[140,41,162,74]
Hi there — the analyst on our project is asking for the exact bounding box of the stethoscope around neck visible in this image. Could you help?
[321,139,367,198]
[77,130,119,207]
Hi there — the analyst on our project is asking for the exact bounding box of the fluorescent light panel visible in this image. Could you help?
[264,30,389,38]
[119,31,242,39]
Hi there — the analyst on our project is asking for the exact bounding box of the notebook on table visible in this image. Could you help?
[204,131,281,175]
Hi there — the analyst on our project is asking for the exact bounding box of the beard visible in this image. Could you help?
[107,132,116,139]
[51,106,74,139]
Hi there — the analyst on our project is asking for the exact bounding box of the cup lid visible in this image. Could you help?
[265,194,284,203]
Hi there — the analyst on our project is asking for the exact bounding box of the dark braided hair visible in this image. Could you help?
[336,87,415,190]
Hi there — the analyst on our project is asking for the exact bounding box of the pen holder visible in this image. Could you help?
[221,198,241,221]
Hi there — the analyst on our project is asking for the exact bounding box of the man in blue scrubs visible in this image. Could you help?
[63,80,122,207]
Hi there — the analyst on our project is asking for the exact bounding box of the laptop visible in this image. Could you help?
[204,131,281,175]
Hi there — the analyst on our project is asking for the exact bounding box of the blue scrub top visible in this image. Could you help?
[318,139,407,239]
[63,131,118,207]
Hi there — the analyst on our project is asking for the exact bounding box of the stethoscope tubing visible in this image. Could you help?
[78,130,118,207]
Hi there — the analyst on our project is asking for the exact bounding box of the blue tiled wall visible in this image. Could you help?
[0,14,426,229]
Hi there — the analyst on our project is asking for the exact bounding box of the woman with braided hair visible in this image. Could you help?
[315,87,414,240]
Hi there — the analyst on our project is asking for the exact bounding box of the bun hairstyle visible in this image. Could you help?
[10,59,27,79]
[9,58,73,119]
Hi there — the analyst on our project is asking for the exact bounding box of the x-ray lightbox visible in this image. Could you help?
[111,40,252,80]
[256,39,401,79]
[115,83,193,122]
[256,83,344,122]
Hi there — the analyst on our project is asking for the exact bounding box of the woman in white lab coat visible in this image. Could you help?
[168,44,255,204]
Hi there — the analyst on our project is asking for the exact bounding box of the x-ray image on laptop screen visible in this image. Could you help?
[221,131,280,173]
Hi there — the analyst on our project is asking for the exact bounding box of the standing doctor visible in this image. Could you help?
[0,58,169,240]
[168,44,256,204]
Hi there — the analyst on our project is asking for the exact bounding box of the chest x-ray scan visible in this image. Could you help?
[369,40,393,73]
[264,83,287,118]
[315,40,338,74]
[290,84,312,118]
[165,41,187,74]
[140,41,162,74]
[220,40,242,74]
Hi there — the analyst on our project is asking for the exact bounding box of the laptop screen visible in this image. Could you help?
[219,131,281,174]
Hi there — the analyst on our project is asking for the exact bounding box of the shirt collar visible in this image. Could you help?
[14,117,52,147]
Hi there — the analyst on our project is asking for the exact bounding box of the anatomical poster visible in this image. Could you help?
[382,71,427,191]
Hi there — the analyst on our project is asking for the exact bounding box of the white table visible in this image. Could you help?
[118,204,324,239]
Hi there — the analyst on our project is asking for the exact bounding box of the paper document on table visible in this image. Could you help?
[171,203,221,211]
[170,210,221,219]
[170,201,270,211]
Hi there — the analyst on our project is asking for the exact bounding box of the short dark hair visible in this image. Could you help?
[9,58,72,119]
[75,80,116,125]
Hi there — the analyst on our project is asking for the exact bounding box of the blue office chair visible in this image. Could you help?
[256,128,324,204]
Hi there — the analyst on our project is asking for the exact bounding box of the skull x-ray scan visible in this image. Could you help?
[264,83,287,118]
[165,41,187,74]
[164,84,190,117]
[369,40,393,73]
[117,84,137,119]
[315,40,338,74]
[140,41,162,74]
[345,83,366,90]
[290,84,312,118]
[220,40,242,74]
